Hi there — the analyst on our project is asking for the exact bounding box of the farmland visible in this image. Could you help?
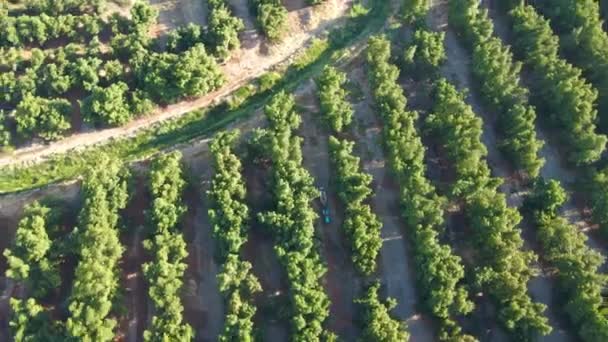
[1,0,608,341]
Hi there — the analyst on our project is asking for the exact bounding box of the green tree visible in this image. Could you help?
[367,36,474,340]
[82,82,132,126]
[209,131,261,341]
[66,155,129,341]
[69,57,102,91]
[316,66,353,132]
[136,45,224,103]
[10,298,63,342]
[509,4,606,165]
[403,29,446,77]
[590,168,608,237]
[527,179,608,341]
[402,0,429,24]
[166,23,204,53]
[257,91,334,341]
[256,1,287,42]
[4,202,60,298]
[207,2,244,60]
[0,110,11,147]
[328,137,382,276]
[356,282,409,342]
[449,0,544,177]
[143,151,193,342]
[14,94,71,141]
[534,0,608,130]
[428,78,551,339]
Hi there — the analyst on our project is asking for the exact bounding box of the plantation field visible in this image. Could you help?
[2,0,608,341]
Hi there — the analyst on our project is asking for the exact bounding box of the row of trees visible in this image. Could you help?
[533,0,608,130]
[317,66,353,132]
[508,4,606,165]
[356,283,410,341]
[0,110,11,147]
[1,45,124,105]
[5,202,63,341]
[367,35,473,340]
[590,169,608,237]
[251,0,287,41]
[316,65,384,277]
[208,131,261,341]
[16,0,105,15]
[402,0,429,25]
[142,151,193,341]
[403,28,446,78]
[328,137,382,276]
[525,179,608,341]
[257,91,334,341]
[427,79,551,339]
[449,0,545,178]
[65,155,130,341]
[0,12,102,47]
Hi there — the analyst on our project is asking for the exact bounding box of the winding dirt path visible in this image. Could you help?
[0,0,351,168]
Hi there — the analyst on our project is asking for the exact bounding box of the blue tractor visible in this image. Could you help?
[319,187,331,224]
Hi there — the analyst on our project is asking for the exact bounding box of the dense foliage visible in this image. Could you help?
[257,91,334,341]
[208,131,261,342]
[14,94,71,141]
[0,12,102,47]
[4,202,60,298]
[17,0,105,15]
[428,79,551,339]
[134,44,225,104]
[328,136,382,276]
[448,0,544,178]
[367,36,474,340]
[590,168,608,237]
[4,202,63,341]
[508,4,606,165]
[402,0,429,24]
[0,0,226,146]
[403,29,446,78]
[9,298,62,342]
[207,0,245,60]
[316,66,353,133]
[526,179,608,341]
[0,110,11,147]
[533,0,608,130]
[356,282,409,342]
[143,151,193,342]
[81,82,132,127]
[252,0,288,41]
[66,154,130,341]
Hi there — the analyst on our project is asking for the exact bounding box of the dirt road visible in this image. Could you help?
[118,172,149,342]
[0,0,352,168]
[181,157,225,342]
[348,63,436,341]
[295,80,361,340]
